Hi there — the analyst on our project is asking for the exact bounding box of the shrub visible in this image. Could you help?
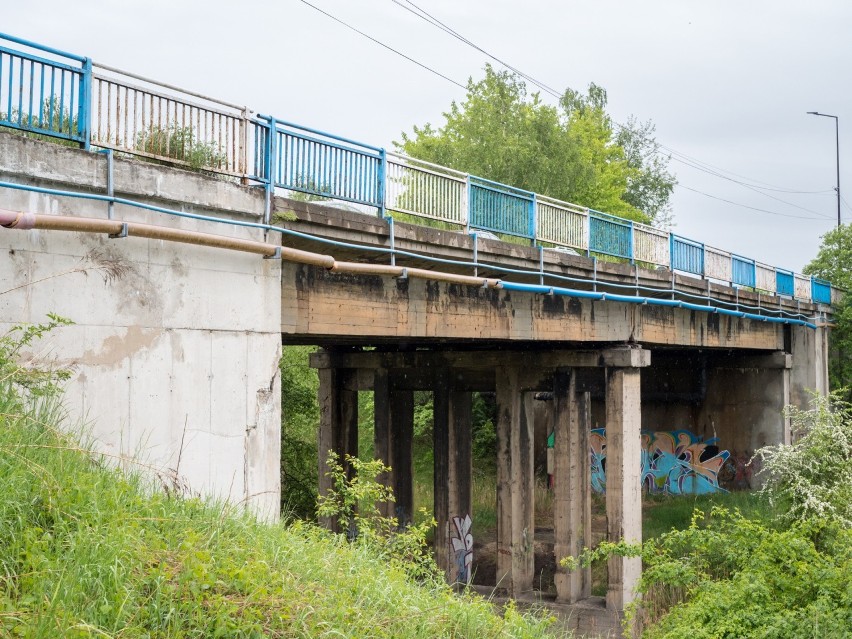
[136,124,226,170]
[317,453,442,583]
[756,393,852,527]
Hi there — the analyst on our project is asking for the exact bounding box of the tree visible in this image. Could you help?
[395,65,675,226]
[804,224,852,398]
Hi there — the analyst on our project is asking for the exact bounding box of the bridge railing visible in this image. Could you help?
[90,64,252,177]
[0,31,837,307]
[0,33,90,146]
[256,116,385,210]
[535,195,588,251]
[385,153,467,225]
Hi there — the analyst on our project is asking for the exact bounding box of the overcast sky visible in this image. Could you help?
[4,0,850,272]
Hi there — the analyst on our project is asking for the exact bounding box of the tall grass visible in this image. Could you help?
[0,325,565,637]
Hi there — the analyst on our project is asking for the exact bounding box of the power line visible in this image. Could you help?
[669,155,836,218]
[390,0,831,198]
[664,146,834,195]
[676,183,836,221]
[393,0,563,97]
[667,153,834,195]
[296,0,466,90]
[300,0,836,223]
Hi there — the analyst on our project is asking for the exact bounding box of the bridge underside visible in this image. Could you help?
[288,260,826,608]
[308,341,812,608]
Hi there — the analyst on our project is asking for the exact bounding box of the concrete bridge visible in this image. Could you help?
[0,132,832,620]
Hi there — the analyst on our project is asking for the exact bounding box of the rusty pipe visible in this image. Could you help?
[0,208,36,230]
[25,214,336,268]
[33,215,279,257]
[406,267,500,289]
[331,261,406,277]
[5,213,504,289]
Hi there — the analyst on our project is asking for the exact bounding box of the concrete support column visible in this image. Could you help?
[553,369,592,602]
[318,367,359,532]
[433,386,473,582]
[790,325,830,410]
[496,367,535,595]
[605,367,642,611]
[373,368,414,522]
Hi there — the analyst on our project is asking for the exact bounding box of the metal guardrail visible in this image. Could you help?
[90,64,251,177]
[0,34,90,146]
[0,31,838,307]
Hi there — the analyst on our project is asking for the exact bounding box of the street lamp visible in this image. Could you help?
[807,111,841,227]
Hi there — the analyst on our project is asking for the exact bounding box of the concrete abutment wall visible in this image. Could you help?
[1,133,282,518]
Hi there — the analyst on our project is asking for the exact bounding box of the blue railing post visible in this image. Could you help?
[530,192,537,246]
[264,116,277,225]
[629,220,635,264]
[464,175,472,234]
[78,57,92,150]
[378,147,387,218]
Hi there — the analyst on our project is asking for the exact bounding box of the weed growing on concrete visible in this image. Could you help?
[136,123,227,171]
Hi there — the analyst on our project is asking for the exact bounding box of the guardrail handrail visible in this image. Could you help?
[0,31,838,307]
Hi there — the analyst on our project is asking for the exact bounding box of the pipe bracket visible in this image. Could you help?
[109,223,128,239]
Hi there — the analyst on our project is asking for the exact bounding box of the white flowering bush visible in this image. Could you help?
[755,393,852,527]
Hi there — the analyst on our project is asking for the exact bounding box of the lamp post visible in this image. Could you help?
[807,111,841,227]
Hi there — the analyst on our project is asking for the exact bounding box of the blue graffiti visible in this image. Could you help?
[588,428,730,495]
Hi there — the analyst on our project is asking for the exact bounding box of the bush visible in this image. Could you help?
[756,393,852,527]
[317,453,441,583]
[136,124,226,170]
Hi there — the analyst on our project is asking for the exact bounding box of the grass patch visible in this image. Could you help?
[0,329,565,638]
[642,490,775,540]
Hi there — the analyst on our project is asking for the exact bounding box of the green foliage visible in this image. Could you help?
[0,98,81,147]
[280,346,319,519]
[756,393,852,527]
[0,314,73,399]
[396,65,675,225]
[0,322,561,638]
[317,453,441,583]
[471,392,497,466]
[136,124,227,170]
[564,508,851,638]
[805,223,852,398]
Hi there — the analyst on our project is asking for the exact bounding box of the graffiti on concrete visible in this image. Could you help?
[589,428,607,493]
[640,430,730,495]
[450,514,473,585]
[570,428,730,495]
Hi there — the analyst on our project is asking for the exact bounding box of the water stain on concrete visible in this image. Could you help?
[83,326,161,367]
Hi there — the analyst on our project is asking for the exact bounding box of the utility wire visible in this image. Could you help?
[300,0,834,222]
[393,0,562,97]
[676,184,836,221]
[296,0,466,89]
[669,155,835,218]
[392,0,832,199]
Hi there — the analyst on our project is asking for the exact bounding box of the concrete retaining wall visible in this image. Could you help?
[0,133,282,519]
